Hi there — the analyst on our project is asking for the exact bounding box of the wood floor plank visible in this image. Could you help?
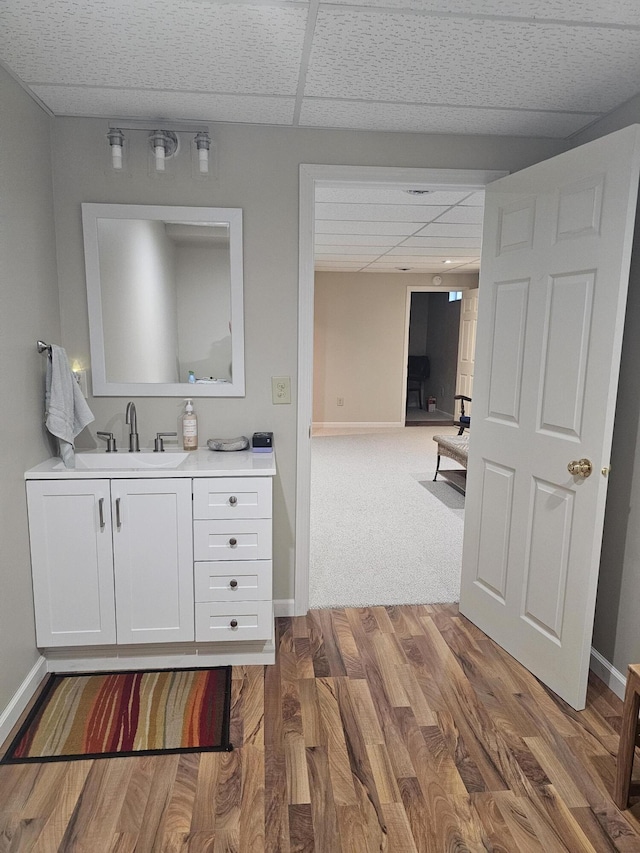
[315,678,357,806]
[288,803,314,853]
[328,609,364,680]
[2,605,640,852]
[239,744,265,852]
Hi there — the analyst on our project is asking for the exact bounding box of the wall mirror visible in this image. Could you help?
[82,203,244,396]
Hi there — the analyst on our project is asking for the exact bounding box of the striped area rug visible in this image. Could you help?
[2,667,232,763]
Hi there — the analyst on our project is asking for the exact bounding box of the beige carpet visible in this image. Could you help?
[310,427,465,608]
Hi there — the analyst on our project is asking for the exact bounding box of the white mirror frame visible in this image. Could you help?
[82,203,245,397]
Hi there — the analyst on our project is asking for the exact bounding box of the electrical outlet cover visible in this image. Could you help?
[271,376,291,405]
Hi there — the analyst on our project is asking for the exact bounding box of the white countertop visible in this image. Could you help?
[25,447,276,479]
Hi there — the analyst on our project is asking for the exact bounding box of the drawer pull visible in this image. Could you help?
[229,495,238,506]
[230,619,238,628]
[230,579,238,589]
[115,497,122,529]
[98,498,105,530]
[229,537,237,547]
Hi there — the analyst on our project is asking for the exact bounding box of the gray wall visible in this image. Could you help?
[0,68,60,710]
[408,293,429,357]
[424,293,461,416]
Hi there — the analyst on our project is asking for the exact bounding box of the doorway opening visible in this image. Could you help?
[295,165,506,614]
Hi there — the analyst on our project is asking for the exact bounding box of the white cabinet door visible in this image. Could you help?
[27,480,116,647]
[112,479,194,644]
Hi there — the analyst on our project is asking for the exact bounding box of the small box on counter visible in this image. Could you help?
[252,432,273,453]
[427,397,437,412]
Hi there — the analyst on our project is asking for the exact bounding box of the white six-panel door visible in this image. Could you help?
[460,125,640,710]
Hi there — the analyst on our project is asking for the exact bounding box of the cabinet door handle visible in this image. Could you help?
[230,619,238,628]
[229,495,238,506]
[229,537,237,547]
[230,579,238,589]
[115,497,122,529]
[98,498,105,530]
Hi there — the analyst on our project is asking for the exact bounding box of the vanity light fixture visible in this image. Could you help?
[194,131,211,174]
[106,127,125,170]
[148,130,178,172]
[106,124,213,177]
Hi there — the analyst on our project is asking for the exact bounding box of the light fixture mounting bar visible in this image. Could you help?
[107,119,209,134]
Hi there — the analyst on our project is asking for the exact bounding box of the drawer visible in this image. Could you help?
[194,519,272,562]
[195,601,273,642]
[193,478,272,520]
[194,560,272,603]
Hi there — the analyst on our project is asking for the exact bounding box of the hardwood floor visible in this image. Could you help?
[2,604,640,851]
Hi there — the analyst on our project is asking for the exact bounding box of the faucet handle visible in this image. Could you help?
[153,432,177,452]
[97,431,117,452]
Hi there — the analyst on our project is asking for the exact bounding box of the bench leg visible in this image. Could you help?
[433,454,441,481]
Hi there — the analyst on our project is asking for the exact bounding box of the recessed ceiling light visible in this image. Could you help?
[405,189,431,196]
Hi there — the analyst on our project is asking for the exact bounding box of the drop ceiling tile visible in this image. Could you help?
[316,234,400,247]
[435,206,485,224]
[315,220,422,236]
[315,253,381,261]
[316,203,451,222]
[2,1,307,94]
[364,263,450,272]
[315,187,471,205]
[401,236,482,248]
[305,10,640,112]
[325,1,640,26]
[385,246,479,256]
[30,86,296,124]
[316,248,395,258]
[300,100,597,138]
[460,192,485,206]
[416,223,483,237]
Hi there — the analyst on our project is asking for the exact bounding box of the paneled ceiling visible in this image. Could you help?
[315,185,484,273]
[2,0,638,273]
[2,0,639,138]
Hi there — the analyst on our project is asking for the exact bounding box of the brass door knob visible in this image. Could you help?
[568,458,593,478]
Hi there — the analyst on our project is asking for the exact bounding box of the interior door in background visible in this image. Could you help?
[455,288,478,422]
[460,124,640,710]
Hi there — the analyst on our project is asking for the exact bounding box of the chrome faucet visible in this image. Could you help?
[125,402,140,452]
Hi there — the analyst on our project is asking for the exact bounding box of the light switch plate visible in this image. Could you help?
[272,376,291,405]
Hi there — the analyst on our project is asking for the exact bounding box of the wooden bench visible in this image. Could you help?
[433,433,469,495]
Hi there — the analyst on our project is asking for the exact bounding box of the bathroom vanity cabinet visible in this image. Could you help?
[25,450,276,670]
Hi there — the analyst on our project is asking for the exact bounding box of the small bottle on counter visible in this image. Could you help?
[182,398,198,450]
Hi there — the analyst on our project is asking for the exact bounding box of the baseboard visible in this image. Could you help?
[274,599,295,617]
[590,647,627,700]
[0,656,47,745]
[312,421,403,429]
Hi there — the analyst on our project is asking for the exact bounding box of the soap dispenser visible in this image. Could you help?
[182,399,198,450]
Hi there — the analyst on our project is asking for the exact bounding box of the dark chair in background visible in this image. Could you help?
[407,356,430,410]
[454,395,472,434]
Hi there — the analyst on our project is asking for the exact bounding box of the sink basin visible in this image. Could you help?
[65,451,190,470]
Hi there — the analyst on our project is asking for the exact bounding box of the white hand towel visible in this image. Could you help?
[45,345,95,467]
